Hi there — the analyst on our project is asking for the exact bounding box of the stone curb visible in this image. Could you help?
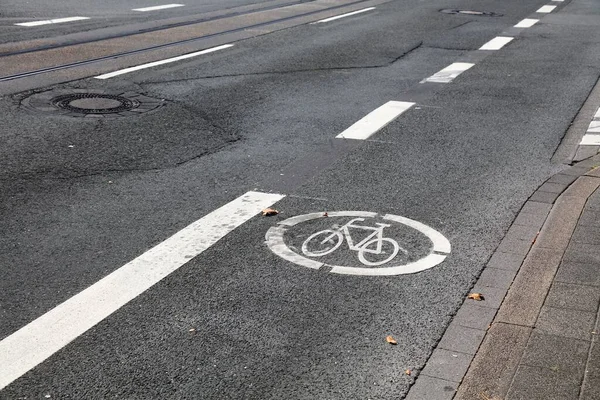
[405,154,600,400]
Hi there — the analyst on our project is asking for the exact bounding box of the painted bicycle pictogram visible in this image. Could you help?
[301,218,407,266]
[266,211,451,276]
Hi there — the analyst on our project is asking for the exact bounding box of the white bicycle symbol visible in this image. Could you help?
[301,218,408,266]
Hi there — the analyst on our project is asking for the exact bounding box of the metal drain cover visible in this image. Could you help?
[440,9,503,17]
[21,89,163,118]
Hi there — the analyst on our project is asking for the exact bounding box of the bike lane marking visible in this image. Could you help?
[335,101,415,140]
[266,211,451,276]
[0,191,284,391]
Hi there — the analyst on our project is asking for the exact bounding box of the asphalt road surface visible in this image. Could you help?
[1,0,599,398]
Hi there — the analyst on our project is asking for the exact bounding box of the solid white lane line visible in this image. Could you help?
[479,36,514,50]
[95,44,233,79]
[0,190,284,391]
[537,5,556,13]
[15,16,89,27]
[515,18,539,28]
[336,101,415,140]
[421,62,474,84]
[312,7,376,23]
[133,4,184,12]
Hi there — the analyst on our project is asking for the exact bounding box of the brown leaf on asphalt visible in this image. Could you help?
[262,208,279,216]
[404,369,411,376]
[386,335,397,345]
[467,293,485,301]
[323,212,328,217]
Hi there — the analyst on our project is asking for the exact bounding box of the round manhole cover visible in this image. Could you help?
[440,9,503,17]
[20,89,164,118]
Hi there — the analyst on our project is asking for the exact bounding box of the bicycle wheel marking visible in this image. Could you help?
[265,211,451,276]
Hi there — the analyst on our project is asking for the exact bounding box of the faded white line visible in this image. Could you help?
[580,134,600,145]
[588,121,600,132]
[336,101,415,140]
[514,18,539,28]
[537,5,556,13]
[133,4,184,12]
[95,44,233,79]
[312,7,375,24]
[15,16,89,27]
[0,191,284,390]
[421,62,474,84]
[479,36,514,50]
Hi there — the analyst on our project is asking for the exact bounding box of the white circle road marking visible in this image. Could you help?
[265,211,451,276]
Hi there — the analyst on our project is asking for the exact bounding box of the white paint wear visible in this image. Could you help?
[0,191,284,390]
[15,17,89,27]
[421,62,474,84]
[479,36,514,50]
[313,7,376,23]
[336,101,415,140]
[95,44,233,79]
[133,4,185,12]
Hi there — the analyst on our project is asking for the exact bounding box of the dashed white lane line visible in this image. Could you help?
[537,5,557,13]
[479,36,514,51]
[133,4,185,12]
[312,7,376,24]
[0,190,284,391]
[14,16,90,27]
[336,101,415,140]
[515,18,539,28]
[579,107,600,145]
[94,44,233,79]
[420,62,474,84]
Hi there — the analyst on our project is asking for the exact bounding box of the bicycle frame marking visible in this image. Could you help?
[266,211,451,276]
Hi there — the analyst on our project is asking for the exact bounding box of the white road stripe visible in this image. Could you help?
[312,7,376,23]
[580,134,600,145]
[0,190,284,391]
[133,4,184,12]
[514,18,539,28]
[552,0,564,2]
[95,44,233,79]
[479,36,514,50]
[587,121,600,133]
[537,5,557,13]
[15,16,89,27]
[421,62,475,84]
[336,101,415,140]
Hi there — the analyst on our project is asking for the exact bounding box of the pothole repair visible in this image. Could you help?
[20,89,164,118]
[439,9,503,17]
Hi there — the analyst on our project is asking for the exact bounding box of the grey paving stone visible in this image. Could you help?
[529,190,560,204]
[581,341,600,400]
[521,332,589,375]
[578,209,600,227]
[575,145,600,163]
[545,282,600,312]
[505,223,540,242]
[420,349,473,383]
[562,176,600,199]
[495,237,533,256]
[507,365,581,400]
[560,166,593,177]
[495,248,563,326]
[538,182,568,194]
[454,323,531,400]
[476,267,517,290]
[572,225,600,245]
[555,260,600,287]
[404,376,457,400]
[469,285,509,310]
[536,306,596,341]
[437,323,486,355]
[548,173,578,186]
[536,194,586,251]
[452,303,497,331]
[512,212,547,230]
[519,200,552,216]
[486,251,525,272]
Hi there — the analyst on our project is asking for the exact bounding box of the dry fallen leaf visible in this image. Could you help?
[262,208,279,216]
[467,293,485,301]
[323,212,328,217]
[404,369,411,376]
[386,335,397,345]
